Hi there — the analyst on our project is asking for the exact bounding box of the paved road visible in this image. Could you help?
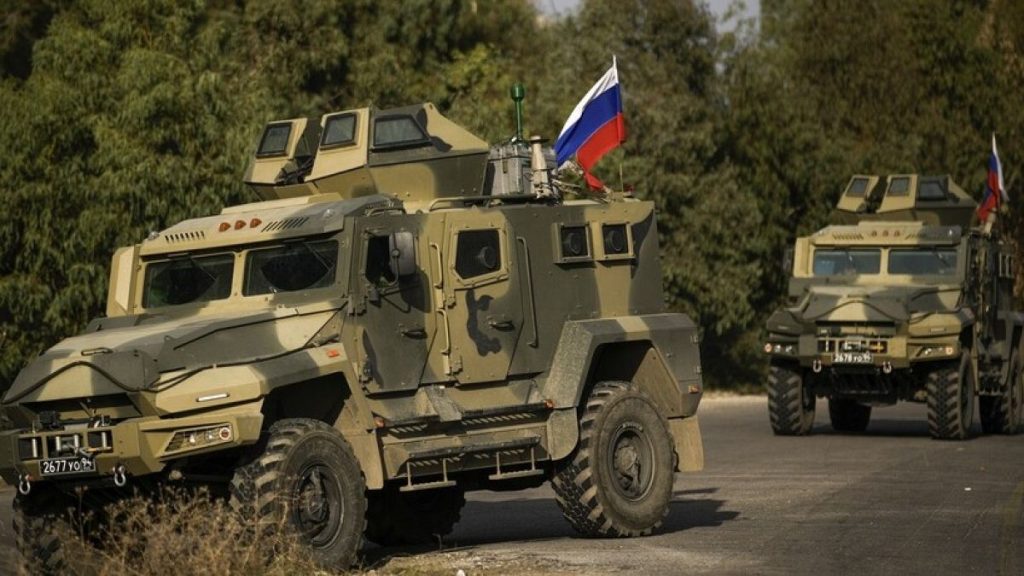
[1,396,1021,575]
[414,396,1024,575]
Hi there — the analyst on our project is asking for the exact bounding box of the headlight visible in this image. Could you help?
[764,342,797,355]
[165,425,233,454]
[919,345,956,358]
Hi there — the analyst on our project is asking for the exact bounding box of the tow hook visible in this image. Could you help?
[113,465,128,488]
[812,359,823,373]
[882,362,893,374]
[18,474,32,496]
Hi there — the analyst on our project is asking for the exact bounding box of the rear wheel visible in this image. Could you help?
[552,381,675,537]
[926,355,975,440]
[229,419,366,569]
[980,355,1022,435]
[828,398,872,432]
[365,485,465,546]
[767,363,815,435]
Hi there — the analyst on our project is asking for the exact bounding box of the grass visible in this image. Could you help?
[19,488,572,576]
[27,488,331,576]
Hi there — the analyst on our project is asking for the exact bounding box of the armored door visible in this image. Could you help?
[354,220,435,392]
[442,215,523,384]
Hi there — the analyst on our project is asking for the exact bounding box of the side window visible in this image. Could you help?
[455,229,501,279]
[365,235,397,286]
[243,240,338,296]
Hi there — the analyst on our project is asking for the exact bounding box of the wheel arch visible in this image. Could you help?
[541,314,703,417]
[260,372,385,489]
[541,315,704,470]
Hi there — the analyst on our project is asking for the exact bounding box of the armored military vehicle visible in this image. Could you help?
[0,97,704,571]
[764,174,1023,439]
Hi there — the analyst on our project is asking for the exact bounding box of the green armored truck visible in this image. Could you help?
[764,175,1023,439]
[0,101,704,570]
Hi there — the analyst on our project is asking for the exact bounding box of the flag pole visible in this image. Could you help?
[614,55,624,194]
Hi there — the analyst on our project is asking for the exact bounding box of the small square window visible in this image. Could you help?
[455,229,501,279]
[557,225,591,263]
[917,179,947,200]
[321,114,357,148]
[257,123,292,157]
[887,177,912,197]
[602,224,630,256]
[373,116,428,149]
[847,177,869,198]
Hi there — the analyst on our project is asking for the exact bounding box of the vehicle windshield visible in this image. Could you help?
[888,248,958,276]
[143,253,234,308]
[812,249,881,276]
[244,240,338,295]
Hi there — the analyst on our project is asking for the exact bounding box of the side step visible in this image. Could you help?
[399,436,541,492]
[488,446,543,481]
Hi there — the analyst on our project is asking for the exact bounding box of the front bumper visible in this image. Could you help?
[765,334,961,370]
[0,410,263,486]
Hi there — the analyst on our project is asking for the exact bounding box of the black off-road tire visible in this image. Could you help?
[365,484,466,546]
[979,356,1022,435]
[926,355,975,440]
[229,419,367,569]
[828,398,872,432]
[767,363,815,435]
[13,485,72,575]
[551,381,675,538]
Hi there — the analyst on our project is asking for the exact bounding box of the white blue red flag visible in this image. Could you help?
[977,134,1008,222]
[554,59,626,190]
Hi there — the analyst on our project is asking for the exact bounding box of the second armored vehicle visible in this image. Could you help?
[765,174,1023,439]
[0,100,704,571]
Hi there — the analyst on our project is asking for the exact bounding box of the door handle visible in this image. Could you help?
[487,318,514,330]
[400,325,426,338]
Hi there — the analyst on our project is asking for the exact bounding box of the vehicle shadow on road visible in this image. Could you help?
[362,491,738,566]
[811,419,933,438]
[659,488,738,534]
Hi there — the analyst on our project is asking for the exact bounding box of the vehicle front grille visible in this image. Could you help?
[17,429,113,461]
[818,338,889,354]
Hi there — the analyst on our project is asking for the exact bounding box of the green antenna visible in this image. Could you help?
[510,83,526,143]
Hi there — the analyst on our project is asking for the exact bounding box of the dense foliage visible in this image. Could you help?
[0,0,1021,390]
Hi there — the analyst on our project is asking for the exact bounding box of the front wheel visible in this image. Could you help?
[229,419,367,569]
[767,363,815,435]
[980,355,1022,435]
[926,355,975,440]
[552,381,676,537]
[13,486,73,575]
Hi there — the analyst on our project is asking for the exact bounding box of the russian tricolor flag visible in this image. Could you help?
[978,134,1009,222]
[554,59,626,190]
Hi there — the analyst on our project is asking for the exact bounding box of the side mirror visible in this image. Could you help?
[389,231,416,278]
[782,247,794,275]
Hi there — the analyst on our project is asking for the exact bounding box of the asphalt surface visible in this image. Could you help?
[0,396,1021,575]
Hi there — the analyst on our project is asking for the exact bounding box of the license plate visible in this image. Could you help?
[833,351,873,364]
[40,456,97,477]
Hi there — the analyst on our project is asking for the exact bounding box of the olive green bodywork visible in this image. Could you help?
[765,174,1023,432]
[0,103,703,496]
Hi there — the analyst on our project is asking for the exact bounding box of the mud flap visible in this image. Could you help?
[546,408,581,461]
[344,430,385,489]
[669,416,704,472]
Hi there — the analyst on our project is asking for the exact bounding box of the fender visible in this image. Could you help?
[541,314,703,463]
[541,313,702,412]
